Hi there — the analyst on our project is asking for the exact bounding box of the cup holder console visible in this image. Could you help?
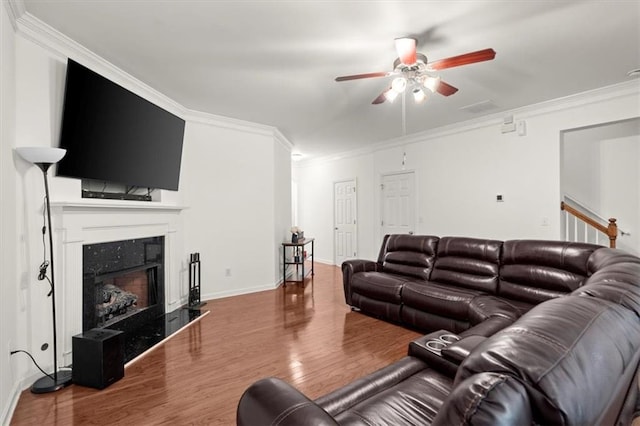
[408,330,462,377]
[423,334,460,355]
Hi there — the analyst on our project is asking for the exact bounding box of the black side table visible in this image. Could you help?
[282,238,314,285]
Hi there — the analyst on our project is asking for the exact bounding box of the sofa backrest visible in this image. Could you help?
[577,249,640,317]
[430,237,502,293]
[455,295,640,425]
[498,240,600,305]
[378,234,439,281]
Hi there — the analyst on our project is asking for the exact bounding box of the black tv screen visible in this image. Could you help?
[56,59,185,191]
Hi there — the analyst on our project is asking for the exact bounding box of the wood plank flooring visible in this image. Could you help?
[10,263,422,425]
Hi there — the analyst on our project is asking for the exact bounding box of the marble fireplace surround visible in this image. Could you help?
[51,201,186,366]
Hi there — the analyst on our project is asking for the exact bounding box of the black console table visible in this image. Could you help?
[282,238,314,285]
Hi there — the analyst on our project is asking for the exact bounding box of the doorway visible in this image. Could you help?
[380,171,416,236]
[334,179,357,265]
[560,118,640,254]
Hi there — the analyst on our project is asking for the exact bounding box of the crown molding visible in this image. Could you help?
[183,108,289,143]
[273,128,294,152]
[13,10,294,146]
[14,12,185,117]
[4,0,25,31]
[299,80,640,167]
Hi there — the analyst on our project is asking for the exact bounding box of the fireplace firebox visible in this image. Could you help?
[83,237,165,334]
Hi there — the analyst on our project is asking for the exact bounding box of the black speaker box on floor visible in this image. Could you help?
[72,328,124,389]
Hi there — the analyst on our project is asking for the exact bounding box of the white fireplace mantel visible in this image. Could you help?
[51,200,187,365]
[50,200,188,212]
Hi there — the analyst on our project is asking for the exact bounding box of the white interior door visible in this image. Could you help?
[381,172,416,236]
[334,179,357,265]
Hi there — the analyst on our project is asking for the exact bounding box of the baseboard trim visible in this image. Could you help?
[2,374,35,425]
[201,283,277,301]
[200,262,340,300]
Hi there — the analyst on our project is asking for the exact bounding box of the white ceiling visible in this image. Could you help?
[20,0,640,159]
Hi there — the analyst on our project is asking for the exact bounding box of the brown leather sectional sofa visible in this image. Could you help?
[343,235,603,336]
[237,235,640,425]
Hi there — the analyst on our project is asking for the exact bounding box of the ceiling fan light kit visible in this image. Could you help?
[384,89,399,103]
[412,88,426,104]
[335,36,496,106]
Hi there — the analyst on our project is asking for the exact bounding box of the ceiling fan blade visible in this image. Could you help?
[335,72,390,82]
[372,88,390,104]
[427,48,496,71]
[395,37,417,65]
[436,80,459,96]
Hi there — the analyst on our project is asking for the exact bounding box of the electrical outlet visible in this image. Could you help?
[225,268,232,277]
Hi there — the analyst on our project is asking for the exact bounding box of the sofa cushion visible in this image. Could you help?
[457,296,640,425]
[350,272,409,303]
[432,372,532,426]
[380,234,439,281]
[498,298,535,316]
[467,295,520,325]
[332,366,453,425]
[316,356,431,416]
[403,281,483,319]
[401,306,470,335]
[351,294,402,323]
[499,240,600,304]
[430,237,502,293]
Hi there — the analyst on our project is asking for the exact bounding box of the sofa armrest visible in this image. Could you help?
[441,335,487,364]
[461,295,520,337]
[341,259,381,305]
[237,377,338,426]
[459,316,514,338]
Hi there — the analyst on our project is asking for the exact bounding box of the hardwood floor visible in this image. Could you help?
[10,263,422,425]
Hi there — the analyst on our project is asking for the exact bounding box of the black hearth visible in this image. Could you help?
[82,236,204,363]
[83,237,165,335]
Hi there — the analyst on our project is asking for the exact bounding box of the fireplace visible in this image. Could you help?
[83,237,165,334]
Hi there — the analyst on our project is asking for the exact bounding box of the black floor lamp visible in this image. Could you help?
[16,146,73,393]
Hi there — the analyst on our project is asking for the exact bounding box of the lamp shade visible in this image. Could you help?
[16,147,66,165]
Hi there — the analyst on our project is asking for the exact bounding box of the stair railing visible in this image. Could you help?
[560,200,618,248]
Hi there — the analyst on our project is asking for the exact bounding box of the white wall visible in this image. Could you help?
[1,3,19,423]
[295,84,640,262]
[181,120,290,299]
[562,132,601,207]
[601,133,639,253]
[273,137,293,284]
[293,152,375,263]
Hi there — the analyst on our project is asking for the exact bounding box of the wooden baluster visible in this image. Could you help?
[607,218,618,248]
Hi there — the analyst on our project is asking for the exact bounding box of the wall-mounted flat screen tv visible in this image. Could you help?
[56,59,185,191]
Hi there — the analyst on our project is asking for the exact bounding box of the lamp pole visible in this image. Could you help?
[29,162,72,392]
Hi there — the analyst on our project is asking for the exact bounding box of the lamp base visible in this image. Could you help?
[30,370,73,394]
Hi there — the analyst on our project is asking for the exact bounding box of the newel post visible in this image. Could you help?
[607,218,618,248]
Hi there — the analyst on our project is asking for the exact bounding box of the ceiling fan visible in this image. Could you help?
[335,37,496,105]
